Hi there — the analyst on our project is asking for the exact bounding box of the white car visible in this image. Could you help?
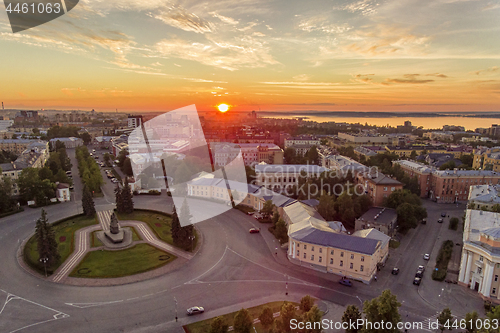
[186,306,204,316]
[423,254,430,260]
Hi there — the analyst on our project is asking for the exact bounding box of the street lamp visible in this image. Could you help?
[285,274,288,296]
[39,257,48,277]
[173,297,178,322]
[189,235,195,252]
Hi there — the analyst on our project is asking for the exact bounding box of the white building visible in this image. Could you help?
[255,164,328,191]
[128,116,142,128]
[49,137,83,149]
[56,183,70,202]
[212,143,284,167]
[468,185,500,210]
[284,136,320,149]
[458,209,500,303]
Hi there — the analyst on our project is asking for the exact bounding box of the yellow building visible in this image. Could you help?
[472,147,500,172]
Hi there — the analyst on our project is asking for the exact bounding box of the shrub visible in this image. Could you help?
[449,217,459,230]
[432,240,454,281]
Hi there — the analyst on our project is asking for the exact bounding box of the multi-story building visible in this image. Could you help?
[458,209,500,303]
[49,137,84,149]
[127,115,143,128]
[472,147,500,172]
[423,131,455,141]
[338,132,390,145]
[212,143,284,167]
[0,139,44,155]
[385,145,448,157]
[356,171,404,206]
[468,185,500,210]
[394,160,500,202]
[284,136,320,149]
[254,164,328,192]
[392,160,432,197]
[355,207,398,237]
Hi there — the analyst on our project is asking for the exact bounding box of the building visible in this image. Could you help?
[354,146,378,158]
[49,137,83,149]
[14,110,38,122]
[286,201,390,283]
[338,132,389,145]
[325,155,367,171]
[473,147,500,172]
[0,119,13,132]
[56,183,70,202]
[211,143,284,167]
[355,207,398,237]
[423,131,454,141]
[128,115,143,128]
[468,185,500,211]
[458,210,500,303]
[254,164,328,192]
[394,160,500,202]
[392,160,432,197]
[385,145,448,157]
[0,139,44,154]
[284,136,320,149]
[356,171,404,206]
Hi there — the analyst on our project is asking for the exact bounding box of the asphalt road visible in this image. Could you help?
[0,155,486,332]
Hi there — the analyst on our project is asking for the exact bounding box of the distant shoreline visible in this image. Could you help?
[259,111,500,119]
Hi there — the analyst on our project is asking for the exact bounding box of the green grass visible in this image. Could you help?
[69,243,176,278]
[117,210,173,244]
[184,301,299,333]
[24,215,98,276]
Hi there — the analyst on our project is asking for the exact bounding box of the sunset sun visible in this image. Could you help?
[217,103,229,112]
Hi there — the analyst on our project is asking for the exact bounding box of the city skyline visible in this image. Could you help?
[1,0,499,112]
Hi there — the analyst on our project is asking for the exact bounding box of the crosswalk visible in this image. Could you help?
[96,210,113,231]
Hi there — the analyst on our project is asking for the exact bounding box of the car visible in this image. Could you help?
[438,218,444,223]
[249,228,260,234]
[441,212,447,217]
[391,267,400,275]
[247,211,255,215]
[339,279,352,287]
[66,171,71,176]
[418,265,425,272]
[69,185,74,190]
[421,218,427,224]
[413,277,421,285]
[415,270,424,278]
[186,306,204,316]
[423,253,430,260]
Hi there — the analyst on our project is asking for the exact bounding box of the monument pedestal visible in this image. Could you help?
[104,229,125,243]
[97,228,133,249]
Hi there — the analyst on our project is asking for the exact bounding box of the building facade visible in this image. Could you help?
[355,207,398,237]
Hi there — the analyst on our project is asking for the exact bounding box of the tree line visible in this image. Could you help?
[76,146,103,194]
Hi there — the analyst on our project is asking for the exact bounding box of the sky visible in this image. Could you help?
[0,0,499,113]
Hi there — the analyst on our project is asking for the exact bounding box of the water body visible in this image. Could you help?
[261,112,499,130]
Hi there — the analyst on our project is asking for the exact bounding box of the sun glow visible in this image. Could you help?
[217,103,229,112]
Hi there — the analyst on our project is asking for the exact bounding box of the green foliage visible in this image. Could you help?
[262,200,275,218]
[302,305,322,333]
[47,125,80,139]
[437,308,453,332]
[299,295,315,313]
[171,200,195,251]
[432,240,454,281]
[440,160,456,170]
[384,189,426,231]
[0,149,18,163]
[80,132,92,145]
[449,217,459,230]
[342,305,362,333]
[75,146,103,193]
[17,167,55,206]
[464,311,479,333]
[317,191,335,221]
[361,290,401,333]
[0,175,16,214]
[115,180,134,214]
[258,307,274,331]
[274,218,288,244]
[233,308,253,333]
[245,165,256,184]
[82,186,96,217]
[209,316,229,333]
[35,209,60,267]
[275,302,297,333]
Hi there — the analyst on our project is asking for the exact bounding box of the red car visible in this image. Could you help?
[249,228,260,234]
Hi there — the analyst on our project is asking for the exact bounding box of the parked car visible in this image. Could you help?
[186,306,204,316]
[441,212,447,217]
[438,218,444,223]
[391,267,400,275]
[423,253,430,260]
[413,277,421,285]
[339,279,352,287]
[415,270,424,278]
[421,218,427,224]
[69,185,74,190]
[247,211,255,215]
[249,228,260,234]
[418,265,425,272]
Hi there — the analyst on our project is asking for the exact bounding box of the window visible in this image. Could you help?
[330,258,333,264]
[331,250,334,255]
[297,251,300,257]
[319,248,322,253]
[297,244,300,249]
[383,187,388,191]
[304,245,307,250]
[478,267,482,274]
[493,288,497,294]
[495,275,499,282]
[319,256,322,263]
[340,260,343,267]
[341,252,344,257]
[350,254,354,260]
[350,263,353,269]
[391,187,395,191]
[361,256,365,262]
[360,265,364,272]
[304,253,306,259]
[311,255,314,261]
[480,256,484,262]
[311,246,314,251]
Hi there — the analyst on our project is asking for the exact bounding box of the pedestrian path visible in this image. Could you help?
[96,210,112,231]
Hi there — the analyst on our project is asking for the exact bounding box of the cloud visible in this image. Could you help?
[335,0,378,15]
[298,16,351,34]
[351,73,445,85]
[293,74,311,81]
[471,66,499,75]
[210,12,239,25]
[150,5,214,33]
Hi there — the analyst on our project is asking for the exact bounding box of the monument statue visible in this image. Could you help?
[109,212,120,234]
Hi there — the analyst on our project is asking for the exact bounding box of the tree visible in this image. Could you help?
[259,307,274,331]
[172,199,195,250]
[274,218,288,244]
[103,153,111,167]
[0,175,15,213]
[82,186,96,217]
[271,211,280,227]
[342,305,362,333]
[209,316,229,333]
[305,146,319,165]
[361,290,401,333]
[449,217,459,230]
[121,178,134,214]
[35,209,60,267]
[245,165,256,184]
[284,148,297,164]
[437,308,453,333]
[17,168,55,206]
[261,200,274,218]
[300,295,315,313]
[38,167,53,181]
[464,311,479,333]
[121,157,133,176]
[233,308,253,333]
[275,302,297,333]
[80,132,92,145]
[396,203,418,230]
[302,305,322,333]
[318,192,335,221]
